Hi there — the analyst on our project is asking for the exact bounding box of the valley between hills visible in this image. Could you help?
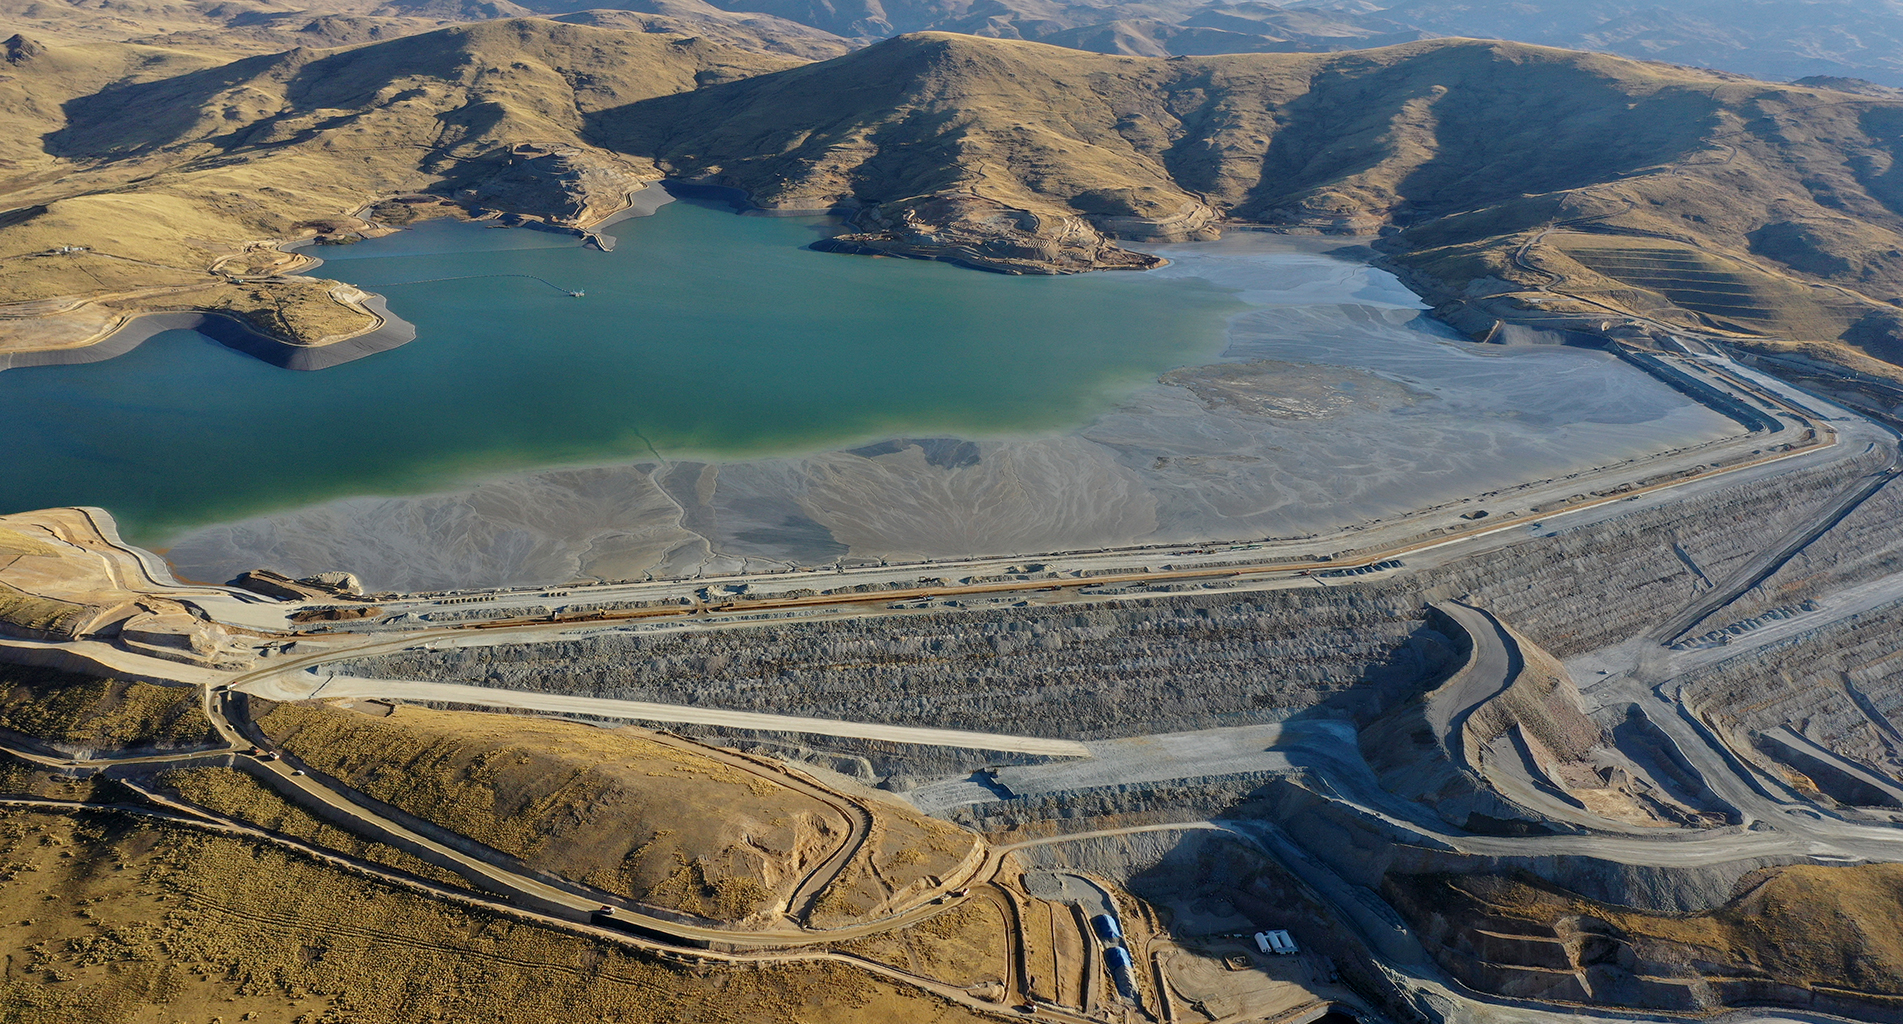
[15,6,1903,1024]
[8,21,1903,401]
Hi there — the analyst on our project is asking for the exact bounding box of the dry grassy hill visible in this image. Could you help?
[9,26,1903,376]
[0,20,796,357]
[0,665,216,752]
[0,810,997,1024]
[0,0,845,57]
[592,33,1903,370]
[249,699,978,924]
[1389,864,1903,1014]
[0,667,1002,1020]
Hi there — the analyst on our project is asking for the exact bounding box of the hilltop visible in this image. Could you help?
[8,27,1903,376]
[0,20,797,361]
[242,698,981,923]
[0,666,1008,1023]
[14,0,1903,91]
[594,33,1903,372]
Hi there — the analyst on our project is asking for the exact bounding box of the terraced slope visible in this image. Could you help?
[1549,234,1865,340]
[1563,244,1783,326]
[1389,865,1903,1014]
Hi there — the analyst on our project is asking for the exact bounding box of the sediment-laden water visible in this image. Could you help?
[0,192,1742,588]
[0,197,1238,541]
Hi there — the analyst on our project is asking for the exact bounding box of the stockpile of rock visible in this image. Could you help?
[1706,478,1903,628]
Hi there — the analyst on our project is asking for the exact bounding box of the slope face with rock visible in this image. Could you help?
[1387,865,1903,1014]
[11,26,1903,378]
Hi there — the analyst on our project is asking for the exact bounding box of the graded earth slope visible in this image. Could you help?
[0,508,264,666]
[1387,864,1903,1013]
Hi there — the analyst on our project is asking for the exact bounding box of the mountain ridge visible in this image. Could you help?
[8,25,1903,384]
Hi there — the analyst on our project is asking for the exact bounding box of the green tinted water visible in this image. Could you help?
[0,199,1240,542]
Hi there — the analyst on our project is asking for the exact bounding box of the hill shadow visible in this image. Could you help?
[1232,42,1721,225]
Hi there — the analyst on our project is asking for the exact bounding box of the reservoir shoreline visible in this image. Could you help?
[0,199,1245,551]
[147,224,1744,591]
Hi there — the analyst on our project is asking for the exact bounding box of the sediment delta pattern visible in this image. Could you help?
[337,448,1891,753]
[157,240,1738,593]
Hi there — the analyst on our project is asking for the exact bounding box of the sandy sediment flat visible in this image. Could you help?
[161,283,1743,592]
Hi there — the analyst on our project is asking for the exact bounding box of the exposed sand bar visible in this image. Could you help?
[586,181,679,249]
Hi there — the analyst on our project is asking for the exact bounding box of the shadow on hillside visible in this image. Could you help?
[1234,42,1720,225]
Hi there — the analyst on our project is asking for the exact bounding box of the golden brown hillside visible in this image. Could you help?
[249,699,980,924]
[0,666,217,752]
[0,0,847,57]
[595,34,1903,372]
[0,810,997,1024]
[0,21,797,359]
[10,27,1903,378]
[1389,865,1903,1012]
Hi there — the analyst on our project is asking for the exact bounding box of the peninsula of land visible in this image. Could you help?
[7,25,1903,393]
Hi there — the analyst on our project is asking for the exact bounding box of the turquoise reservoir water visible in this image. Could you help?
[0,200,1240,543]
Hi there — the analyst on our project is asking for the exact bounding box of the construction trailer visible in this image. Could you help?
[1254,930,1300,954]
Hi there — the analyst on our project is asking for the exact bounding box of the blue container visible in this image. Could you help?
[1104,946,1138,1000]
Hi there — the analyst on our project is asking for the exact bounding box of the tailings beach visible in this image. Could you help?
[1,198,1743,591]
